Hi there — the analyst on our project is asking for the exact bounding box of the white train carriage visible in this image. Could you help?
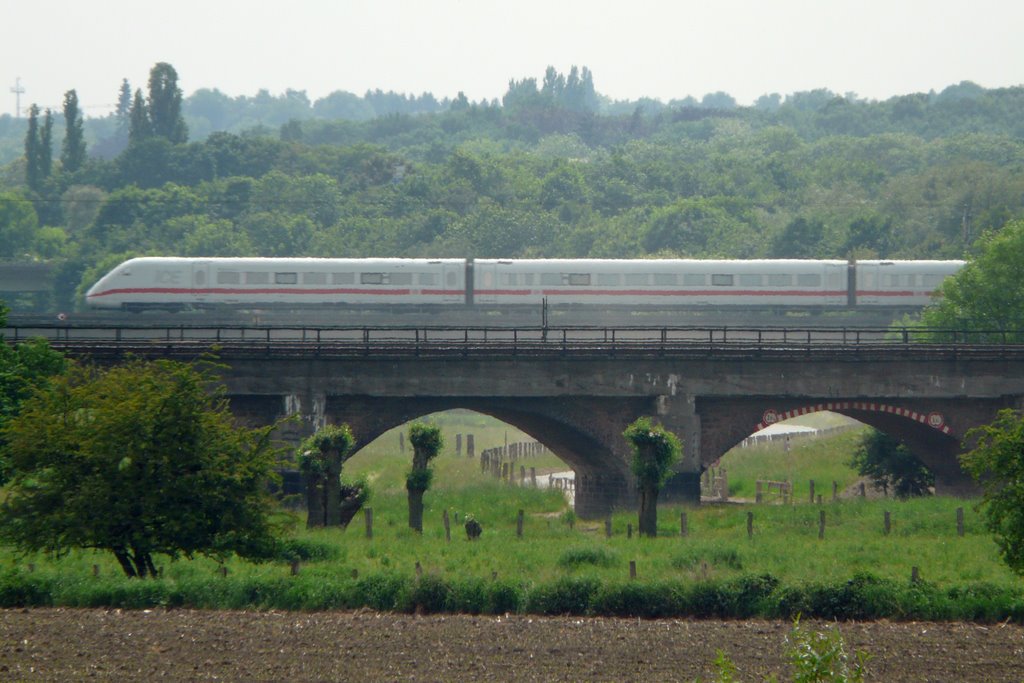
[853,260,963,307]
[472,259,850,307]
[85,257,467,311]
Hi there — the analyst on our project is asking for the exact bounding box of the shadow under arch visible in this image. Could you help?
[322,395,641,517]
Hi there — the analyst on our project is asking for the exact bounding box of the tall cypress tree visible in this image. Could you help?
[61,90,87,173]
[24,104,41,191]
[128,89,151,144]
[39,110,54,180]
[147,62,187,143]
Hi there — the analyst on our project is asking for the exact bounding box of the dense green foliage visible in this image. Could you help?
[0,301,66,483]
[0,358,280,577]
[848,429,934,498]
[918,218,1024,339]
[961,410,1024,576]
[3,65,1024,310]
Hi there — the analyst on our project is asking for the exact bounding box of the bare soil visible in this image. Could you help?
[1,608,1023,681]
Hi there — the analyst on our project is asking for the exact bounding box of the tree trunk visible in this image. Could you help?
[113,549,138,578]
[325,448,343,526]
[638,485,659,537]
[306,473,324,528]
[408,487,425,533]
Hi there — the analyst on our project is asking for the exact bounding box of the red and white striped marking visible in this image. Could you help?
[756,402,950,434]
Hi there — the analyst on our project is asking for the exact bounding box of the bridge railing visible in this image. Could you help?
[5,323,1024,360]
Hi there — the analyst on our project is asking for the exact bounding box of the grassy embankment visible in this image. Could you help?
[1,410,1021,619]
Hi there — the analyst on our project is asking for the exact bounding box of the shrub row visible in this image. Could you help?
[1,568,1021,622]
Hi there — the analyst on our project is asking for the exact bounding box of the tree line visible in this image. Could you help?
[0,63,1023,313]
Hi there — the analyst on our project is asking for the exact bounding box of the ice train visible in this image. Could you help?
[84,257,963,312]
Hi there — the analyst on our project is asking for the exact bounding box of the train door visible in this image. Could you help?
[441,262,463,303]
[474,261,497,304]
[823,262,846,305]
[191,261,212,305]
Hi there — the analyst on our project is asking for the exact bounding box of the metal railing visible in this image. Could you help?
[5,323,1024,361]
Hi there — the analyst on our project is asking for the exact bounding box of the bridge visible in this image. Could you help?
[7,322,1024,517]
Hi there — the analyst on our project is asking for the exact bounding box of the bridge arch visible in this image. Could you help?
[697,397,978,496]
[319,395,641,517]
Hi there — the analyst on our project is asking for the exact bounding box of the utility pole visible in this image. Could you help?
[10,77,25,118]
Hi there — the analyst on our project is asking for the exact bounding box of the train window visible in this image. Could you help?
[540,273,561,286]
[390,273,413,286]
[767,274,792,286]
[597,273,621,286]
[883,274,914,287]
[568,273,591,286]
[275,272,298,285]
[625,273,650,286]
[796,274,821,287]
[332,272,355,285]
[246,271,270,285]
[653,274,676,286]
[418,273,436,286]
[501,273,518,286]
[682,274,706,286]
[738,274,762,287]
[361,272,384,285]
[922,274,944,288]
[303,272,327,285]
[711,274,734,286]
[523,273,535,286]
[217,271,241,285]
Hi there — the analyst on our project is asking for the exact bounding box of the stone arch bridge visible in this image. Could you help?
[22,325,1024,518]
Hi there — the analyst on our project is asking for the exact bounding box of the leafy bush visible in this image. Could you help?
[557,546,618,570]
[524,576,601,615]
[591,581,686,618]
[410,573,452,613]
[672,546,743,571]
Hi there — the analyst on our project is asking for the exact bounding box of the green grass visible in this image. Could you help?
[2,410,1022,619]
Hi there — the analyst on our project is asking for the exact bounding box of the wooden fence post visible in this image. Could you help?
[530,467,537,487]
[809,479,815,504]
[517,509,524,538]
[680,511,688,537]
[456,433,462,456]
[629,560,637,580]
[627,523,633,539]
[443,509,451,543]
[605,517,612,538]
[467,434,475,458]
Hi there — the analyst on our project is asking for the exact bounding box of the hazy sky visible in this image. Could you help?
[3,0,1023,117]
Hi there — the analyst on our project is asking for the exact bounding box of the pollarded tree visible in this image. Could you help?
[624,417,682,537]
[0,358,280,578]
[961,409,1024,576]
[407,422,443,533]
[297,424,356,529]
